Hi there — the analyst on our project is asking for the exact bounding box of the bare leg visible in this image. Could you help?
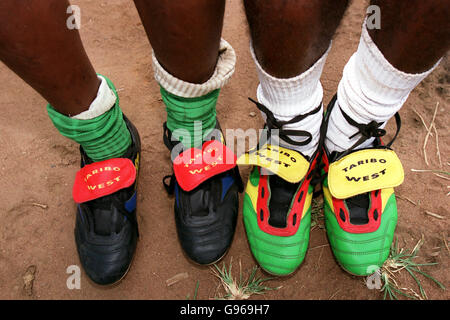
[133,1,241,267]
[244,0,349,78]
[133,0,225,84]
[0,0,100,116]
[369,0,450,74]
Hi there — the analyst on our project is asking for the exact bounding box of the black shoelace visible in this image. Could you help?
[248,97,322,152]
[336,107,401,160]
[248,98,326,192]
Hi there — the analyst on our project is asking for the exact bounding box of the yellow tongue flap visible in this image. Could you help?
[328,148,404,199]
[237,144,309,183]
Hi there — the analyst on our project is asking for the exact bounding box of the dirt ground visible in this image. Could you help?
[0,0,448,300]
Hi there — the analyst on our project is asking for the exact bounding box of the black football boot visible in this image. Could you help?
[74,115,141,285]
[163,121,243,265]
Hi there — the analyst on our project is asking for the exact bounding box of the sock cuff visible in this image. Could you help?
[152,38,236,98]
[336,19,442,124]
[356,19,441,100]
[251,42,331,117]
[48,75,131,162]
[47,102,131,162]
[72,75,117,120]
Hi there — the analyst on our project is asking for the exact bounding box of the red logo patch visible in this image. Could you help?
[173,140,237,191]
[73,158,136,203]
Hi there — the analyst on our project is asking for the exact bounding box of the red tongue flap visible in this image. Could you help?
[73,158,136,203]
[173,140,237,192]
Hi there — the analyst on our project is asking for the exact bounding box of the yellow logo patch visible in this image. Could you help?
[328,149,404,199]
[237,144,309,183]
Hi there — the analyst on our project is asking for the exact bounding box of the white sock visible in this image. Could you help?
[72,75,117,120]
[152,38,236,98]
[251,43,331,159]
[325,19,441,153]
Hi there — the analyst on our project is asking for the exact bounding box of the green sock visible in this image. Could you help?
[161,86,219,148]
[47,75,132,162]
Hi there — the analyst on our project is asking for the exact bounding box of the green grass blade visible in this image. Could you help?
[193,280,200,300]
[410,267,446,290]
